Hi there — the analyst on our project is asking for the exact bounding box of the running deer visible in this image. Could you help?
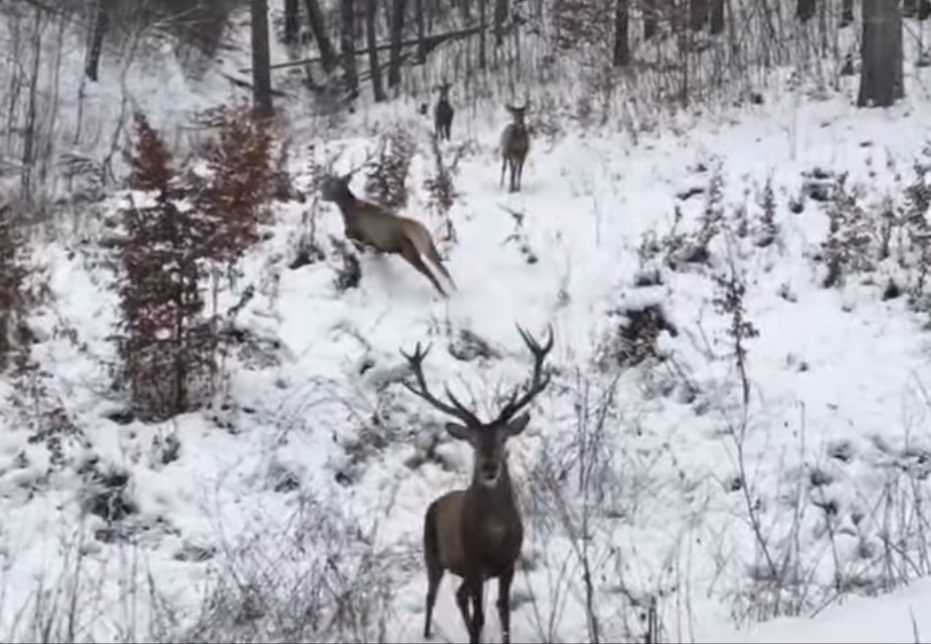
[434,82,454,141]
[319,173,456,297]
[500,104,530,193]
[400,325,555,644]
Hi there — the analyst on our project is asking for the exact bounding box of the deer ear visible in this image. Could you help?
[446,422,473,442]
[505,412,531,436]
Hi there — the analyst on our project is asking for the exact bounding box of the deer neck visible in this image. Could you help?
[468,461,518,515]
[330,186,360,219]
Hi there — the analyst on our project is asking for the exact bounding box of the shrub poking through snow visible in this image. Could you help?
[423,137,467,243]
[819,173,874,288]
[363,126,416,210]
[192,104,276,276]
[115,112,217,421]
[595,299,679,370]
[0,200,33,371]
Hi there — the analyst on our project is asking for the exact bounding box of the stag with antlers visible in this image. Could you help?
[400,325,555,644]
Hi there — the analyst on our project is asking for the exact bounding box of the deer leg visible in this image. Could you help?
[509,160,517,193]
[516,159,524,192]
[497,565,516,644]
[455,580,473,641]
[470,579,485,644]
[422,240,457,291]
[500,156,507,188]
[423,563,443,639]
[399,241,448,297]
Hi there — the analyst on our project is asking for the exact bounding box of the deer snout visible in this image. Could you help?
[479,461,501,485]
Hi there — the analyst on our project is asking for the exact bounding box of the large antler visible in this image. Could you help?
[493,324,555,424]
[400,343,482,426]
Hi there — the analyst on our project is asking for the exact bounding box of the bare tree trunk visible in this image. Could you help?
[796,0,815,23]
[366,0,386,100]
[388,0,407,87]
[690,0,708,30]
[284,0,300,43]
[840,0,853,26]
[857,0,903,107]
[415,0,426,61]
[85,0,110,81]
[613,0,630,66]
[644,0,658,40]
[478,0,487,68]
[251,0,274,117]
[710,0,725,34]
[895,2,905,98]
[340,0,358,99]
[493,0,508,45]
[303,0,338,73]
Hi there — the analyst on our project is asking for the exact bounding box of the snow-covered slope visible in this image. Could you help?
[3,4,931,644]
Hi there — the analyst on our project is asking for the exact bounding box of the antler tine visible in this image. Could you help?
[400,343,481,426]
[494,324,555,424]
[343,147,378,177]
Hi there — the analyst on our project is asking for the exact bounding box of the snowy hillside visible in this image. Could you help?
[3,2,931,644]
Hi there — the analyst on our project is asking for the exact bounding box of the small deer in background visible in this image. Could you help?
[434,82,454,141]
[401,325,555,644]
[319,173,456,297]
[500,104,530,193]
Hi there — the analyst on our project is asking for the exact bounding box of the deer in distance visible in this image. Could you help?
[400,324,555,644]
[319,173,456,297]
[500,104,530,193]
[434,82,454,141]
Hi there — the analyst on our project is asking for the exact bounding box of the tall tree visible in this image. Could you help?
[689,0,708,30]
[478,0,487,68]
[644,0,658,40]
[340,0,359,98]
[85,0,111,81]
[613,0,629,67]
[857,0,904,107]
[796,0,815,22]
[250,0,274,117]
[710,0,724,34]
[494,0,509,45]
[415,0,427,62]
[283,0,300,44]
[388,0,408,87]
[303,0,338,73]
[365,0,386,101]
[840,0,853,26]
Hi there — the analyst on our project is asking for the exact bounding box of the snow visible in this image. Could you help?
[2,3,931,643]
[710,577,931,643]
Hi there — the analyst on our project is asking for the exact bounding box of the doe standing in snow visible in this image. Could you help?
[500,104,530,193]
[319,173,456,297]
[401,325,554,644]
[434,82,454,141]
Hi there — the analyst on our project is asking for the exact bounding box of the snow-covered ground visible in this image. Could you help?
[711,577,931,643]
[3,3,931,643]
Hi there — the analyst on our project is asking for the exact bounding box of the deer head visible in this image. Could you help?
[401,325,554,486]
[505,103,529,125]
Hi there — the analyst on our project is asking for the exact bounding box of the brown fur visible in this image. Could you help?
[401,326,554,644]
[320,174,456,297]
[500,105,530,193]
[434,83,454,141]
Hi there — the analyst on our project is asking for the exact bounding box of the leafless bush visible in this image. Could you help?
[594,299,679,371]
[819,174,874,288]
[168,492,402,644]
[423,137,467,243]
[363,127,417,211]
